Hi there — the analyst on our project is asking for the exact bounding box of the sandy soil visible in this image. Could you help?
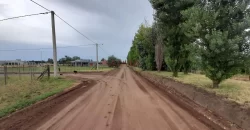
[0,65,229,130]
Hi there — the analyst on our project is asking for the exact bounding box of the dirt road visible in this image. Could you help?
[1,65,225,130]
[26,65,211,130]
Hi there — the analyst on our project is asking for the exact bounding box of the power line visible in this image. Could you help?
[0,12,50,22]
[55,14,97,44]
[30,0,97,44]
[99,45,112,56]
[0,44,94,52]
[30,0,50,12]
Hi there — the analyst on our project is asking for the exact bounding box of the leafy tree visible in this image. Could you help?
[58,58,66,65]
[136,24,152,70]
[150,0,197,77]
[64,56,72,64]
[47,58,53,64]
[182,0,250,88]
[127,23,156,70]
[127,45,139,66]
[59,56,80,65]
[72,56,80,61]
[243,58,250,80]
[107,55,121,67]
[188,42,202,73]
[243,41,250,80]
[101,58,105,61]
[182,43,198,74]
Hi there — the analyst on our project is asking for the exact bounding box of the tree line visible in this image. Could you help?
[127,0,250,88]
[47,55,122,68]
[46,56,81,64]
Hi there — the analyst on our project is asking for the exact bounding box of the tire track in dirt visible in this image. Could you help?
[128,68,211,130]
[43,86,101,130]
[111,96,122,130]
[105,69,125,130]
[156,108,179,130]
[156,92,199,130]
[131,70,199,130]
[133,76,149,94]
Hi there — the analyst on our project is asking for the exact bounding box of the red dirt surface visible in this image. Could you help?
[0,65,238,130]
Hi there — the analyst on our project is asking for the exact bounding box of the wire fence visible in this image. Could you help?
[0,64,110,86]
[0,64,49,86]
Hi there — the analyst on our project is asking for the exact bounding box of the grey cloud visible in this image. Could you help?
[0,4,8,17]
[0,0,153,60]
[58,0,153,40]
[53,0,140,18]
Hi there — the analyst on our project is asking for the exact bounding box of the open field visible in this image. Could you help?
[0,76,74,118]
[141,70,250,104]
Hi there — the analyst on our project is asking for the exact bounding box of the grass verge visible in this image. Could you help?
[135,68,250,105]
[0,76,74,118]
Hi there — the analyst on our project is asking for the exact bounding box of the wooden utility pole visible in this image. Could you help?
[51,11,58,77]
[96,44,99,70]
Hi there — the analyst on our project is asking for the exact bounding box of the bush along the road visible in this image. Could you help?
[127,0,250,88]
[107,55,121,68]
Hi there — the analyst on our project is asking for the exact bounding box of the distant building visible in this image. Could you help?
[71,59,92,66]
[71,59,103,67]
[0,60,30,66]
[101,60,107,66]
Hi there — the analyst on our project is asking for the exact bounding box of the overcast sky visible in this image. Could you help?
[0,0,153,61]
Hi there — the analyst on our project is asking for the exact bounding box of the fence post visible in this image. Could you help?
[4,66,7,85]
[30,65,32,81]
[47,65,50,79]
[32,64,35,78]
[19,64,21,80]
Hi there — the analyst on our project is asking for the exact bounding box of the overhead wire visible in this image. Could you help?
[55,14,97,44]
[99,45,112,56]
[30,0,97,45]
[30,0,51,11]
[0,12,50,22]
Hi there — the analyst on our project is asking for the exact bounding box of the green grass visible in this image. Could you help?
[140,70,250,105]
[0,76,74,118]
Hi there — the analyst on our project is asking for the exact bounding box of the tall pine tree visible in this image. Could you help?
[150,0,197,77]
[182,0,250,88]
